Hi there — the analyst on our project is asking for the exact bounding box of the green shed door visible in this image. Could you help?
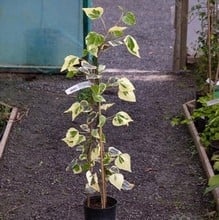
[0,0,90,71]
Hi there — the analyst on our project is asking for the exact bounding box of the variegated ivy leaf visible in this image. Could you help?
[118,90,136,102]
[65,102,82,121]
[112,111,133,126]
[124,35,140,58]
[118,77,135,92]
[80,100,92,112]
[115,153,131,172]
[98,115,106,128]
[83,7,104,20]
[108,147,122,156]
[100,103,115,111]
[72,163,83,174]
[122,11,136,26]
[109,173,124,190]
[61,55,80,72]
[86,171,100,192]
[121,180,134,190]
[62,128,86,147]
[91,146,100,161]
[91,129,100,139]
[108,26,127,37]
[81,60,97,70]
[87,111,98,124]
[85,32,105,57]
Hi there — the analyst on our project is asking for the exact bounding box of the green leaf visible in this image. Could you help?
[112,111,133,126]
[205,175,219,194]
[72,163,82,174]
[109,173,124,190]
[108,26,127,37]
[64,102,82,121]
[98,115,106,128]
[91,129,100,139]
[83,7,104,20]
[124,35,140,58]
[122,11,136,26]
[214,162,219,171]
[115,153,131,172]
[85,32,105,57]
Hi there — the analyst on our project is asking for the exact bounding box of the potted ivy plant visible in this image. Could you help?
[61,6,140,220]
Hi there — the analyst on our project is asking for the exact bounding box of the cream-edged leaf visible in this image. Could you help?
[124,35,140,58]
[64,102,82,121]
[118,77,135,91]
[115,153,131,172]
[100,103,115,111]
[86,171,100,192]
[83,7,104,20]
[112,111,133,126]
[61,55,80,72]
[62,128,86,147]
[91,146,100,161]
[118,90,136,102]
[109,173,124,190]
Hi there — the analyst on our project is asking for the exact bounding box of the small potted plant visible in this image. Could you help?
[61,6,140,220]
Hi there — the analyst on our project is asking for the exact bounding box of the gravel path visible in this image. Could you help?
[0,1,217,220]
[93,0,175,71]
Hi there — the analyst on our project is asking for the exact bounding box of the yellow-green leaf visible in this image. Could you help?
[115,153,131,172]
[83,7,104,20]
[98,115,106,128]
[118,90,136,102]
[118,77,135,91]
[109,173,124,190]
[122,11,136,26]
[86,171,100,192]
[61,55,80,72]
[64,102,82,121]
[124,35,140,58]
[62,128,86,147]
[101,103,115,111]
[112,111,133,126]
[91,146,100,161]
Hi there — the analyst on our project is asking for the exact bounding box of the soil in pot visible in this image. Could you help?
[84,196,117,220]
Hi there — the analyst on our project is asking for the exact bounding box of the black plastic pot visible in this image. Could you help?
[84,196,117,220]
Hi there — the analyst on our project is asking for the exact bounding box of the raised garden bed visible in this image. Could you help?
[0,103,18,158]
[183,100,219,210]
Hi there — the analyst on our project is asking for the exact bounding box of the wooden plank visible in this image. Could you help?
[183,100,219,211]
[180,0,189,68]
[173,0,189,71]
[0,107,18,158]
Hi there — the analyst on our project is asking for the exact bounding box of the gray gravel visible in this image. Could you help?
[93,0,175,71]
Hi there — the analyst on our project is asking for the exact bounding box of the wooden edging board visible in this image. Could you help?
[183,100,219,210]
[0,107,18,158]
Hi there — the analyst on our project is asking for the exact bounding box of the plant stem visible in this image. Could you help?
[207,0,212,93]
[98,102,107,209]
